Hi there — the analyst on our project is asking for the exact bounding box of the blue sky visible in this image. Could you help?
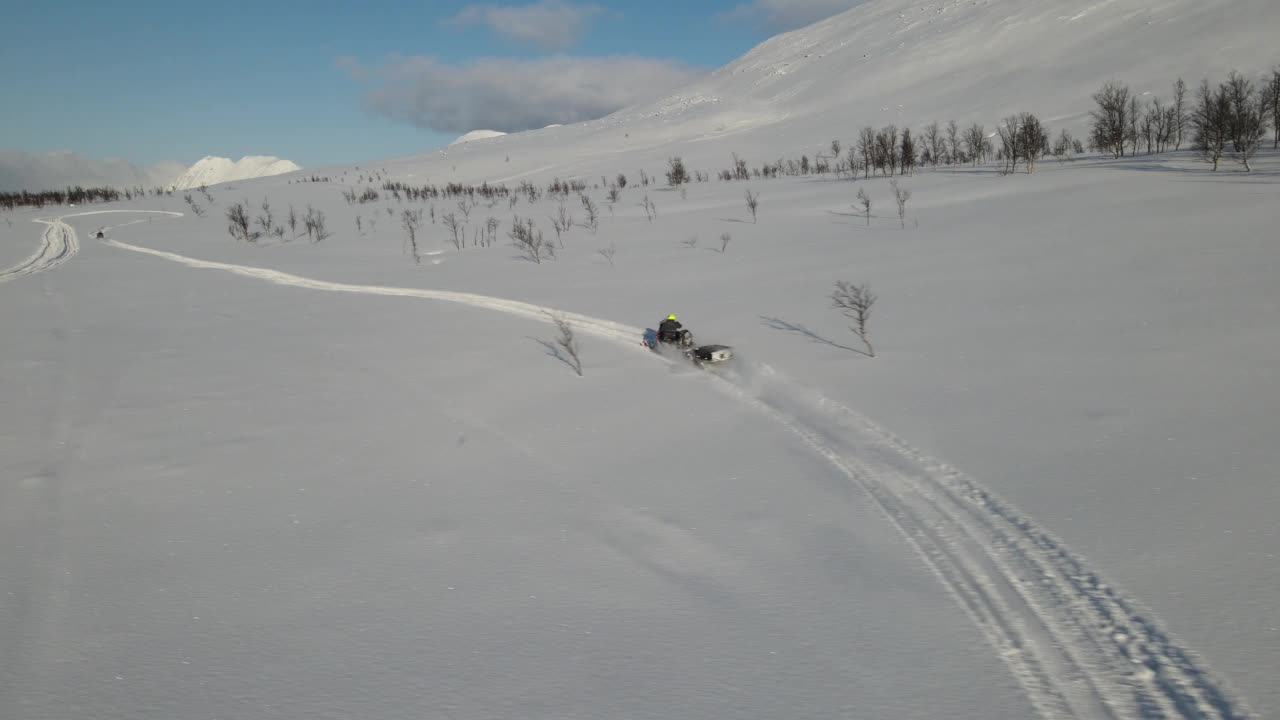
[1,0,857,170]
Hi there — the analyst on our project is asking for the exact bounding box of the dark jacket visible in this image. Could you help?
[658,318,683,340]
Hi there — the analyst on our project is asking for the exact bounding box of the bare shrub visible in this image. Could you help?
[581,194,599,233]
[719,232,731,253]
[509,216,547,263]
[485,216,500,247]
[256,199,274,237]
[288,205,298,238]
[855,188,871,226]
[442,212,465,250]
[890,180,911,229]
[598,244,616,267]
[226,202,259,242]
[745,189,759,223]
[640,195,656,222]
[666,156,689,186]
[401,209,423,263]
[831,281,877,357]
[545,312,583,376]
[304,205,330,242]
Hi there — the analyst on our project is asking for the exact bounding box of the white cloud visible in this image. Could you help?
[722,0,863,31]
[448,0,605,51]
[0,150,185,192]
[351,54,704,134]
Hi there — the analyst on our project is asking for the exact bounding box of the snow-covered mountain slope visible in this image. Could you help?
[361,0,1278,185]
[449,130,508,145]
[169,155,300,190]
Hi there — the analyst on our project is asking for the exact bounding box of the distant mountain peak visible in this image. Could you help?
[170,155,301,190]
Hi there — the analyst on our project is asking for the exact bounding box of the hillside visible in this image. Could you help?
[354,0,1279,186]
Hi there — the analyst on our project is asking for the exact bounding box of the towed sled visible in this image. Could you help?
[642,328,734,366]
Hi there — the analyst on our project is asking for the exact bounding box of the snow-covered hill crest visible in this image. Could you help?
[449,130,508,146]
[170,155,301,190]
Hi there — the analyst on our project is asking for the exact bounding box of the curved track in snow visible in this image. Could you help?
[0,217,78,283]
[0,210,183,284]
[93,214,1252,720]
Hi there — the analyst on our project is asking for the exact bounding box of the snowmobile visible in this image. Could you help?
[642,327,734,366]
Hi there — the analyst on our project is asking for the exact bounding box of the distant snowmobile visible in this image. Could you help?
[642,314,734,366]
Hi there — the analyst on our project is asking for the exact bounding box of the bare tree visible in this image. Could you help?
[964,123,988,165]
[998,114,1022,173]
[1053,129,1077,161]
[745,189,759,223]
[1193,78,1231,170]
[1173,78,1188,150]
[899,128,917,175]
[1223,70,1268,170]
[719,232,731,253]
[858,126,876,178]
[855,187,871,226]
[1090,81,1131,158]
[287,205,298,238]
[442,211,465,250]
[923,122,943,168]
[1018,112,1047,173]
[545,312,583,376]
[946,120,961,167]
[458,198,473,221]
[1268,67,1280,148]
[401,209,423,263]
[890,180,911,229]
[831,281,876,357]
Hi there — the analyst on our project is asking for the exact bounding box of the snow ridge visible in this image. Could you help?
[90,211,1253,719]
[170,155,300,190]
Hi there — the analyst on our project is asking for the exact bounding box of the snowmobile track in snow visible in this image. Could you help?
[96,214,1253,720]
[0,217,78,284]
[1,211,183,285]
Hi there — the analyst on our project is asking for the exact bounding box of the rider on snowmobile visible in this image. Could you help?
[657,314,684,343]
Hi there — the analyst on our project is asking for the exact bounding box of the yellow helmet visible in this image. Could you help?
[667,314,677,321]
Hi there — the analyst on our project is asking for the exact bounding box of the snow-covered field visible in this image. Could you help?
[4,148,1277,719]
[4,0,1278,717]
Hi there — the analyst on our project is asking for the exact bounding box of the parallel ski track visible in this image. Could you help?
[92,213,1252,720]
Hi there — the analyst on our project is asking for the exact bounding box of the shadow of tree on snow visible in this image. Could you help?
[759,316,866,355]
